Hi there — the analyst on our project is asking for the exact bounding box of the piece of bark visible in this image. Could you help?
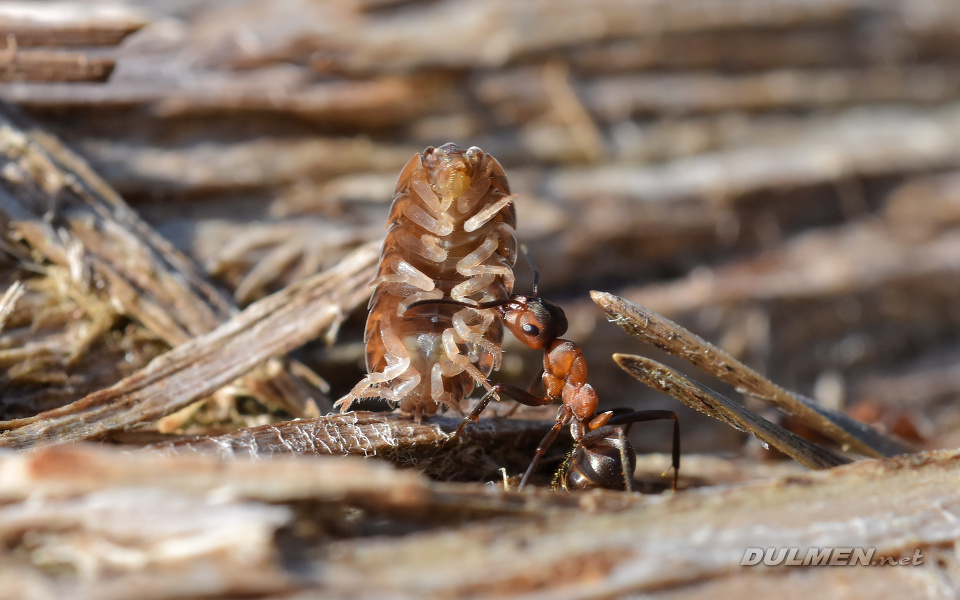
[145,411,556,482]
[0,241,379,449]
[0,49,114,83]
[317,451,959,598]
[545,104,960,205]
[0,73,459,129]
[479,66,960,125]
[623,221,960,317]
[82,135,414,196]
[591,291,912,458]
[5,437,960,598]
[0,3,149,48]
[207,0,880,74]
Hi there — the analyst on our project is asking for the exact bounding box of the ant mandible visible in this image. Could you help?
[411,259,680,492]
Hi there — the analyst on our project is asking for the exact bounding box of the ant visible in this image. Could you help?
[410,254,680,492]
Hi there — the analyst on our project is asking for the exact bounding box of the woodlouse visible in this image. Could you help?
[335,143,517,421]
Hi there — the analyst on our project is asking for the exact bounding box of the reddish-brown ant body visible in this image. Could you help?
[414,267,680,492]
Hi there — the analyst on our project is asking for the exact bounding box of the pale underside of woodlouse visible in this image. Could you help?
[335,143,517,420]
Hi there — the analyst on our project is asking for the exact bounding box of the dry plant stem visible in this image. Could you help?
[591,291,911,458]
[615,354,851,469]
[0,103,322,416]
[0,280,24,335]
[0,242,379,449]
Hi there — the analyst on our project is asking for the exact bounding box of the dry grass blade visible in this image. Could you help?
[0,280,24,335]
[591,291,911,458]
[0,242,379,449]
[614,353,851,469]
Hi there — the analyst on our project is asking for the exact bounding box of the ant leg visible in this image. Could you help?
[501,368,545,418]
[616,427,633,493]
[518,408,572,491]
[609,410,680,491]
[454,383,555,438]
[494,383,556,407]
[454,387,499,437]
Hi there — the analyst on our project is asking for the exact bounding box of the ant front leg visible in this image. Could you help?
[453,383,555,438]
[455,383,565,491]
[609,410,680,491]
[518,405,574,491]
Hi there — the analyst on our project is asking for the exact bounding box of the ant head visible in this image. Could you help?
[501,296,568,350]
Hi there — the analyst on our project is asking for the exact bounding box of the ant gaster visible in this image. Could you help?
[411,259,680,492]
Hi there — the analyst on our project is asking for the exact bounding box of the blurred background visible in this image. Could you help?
[4,0,960,456]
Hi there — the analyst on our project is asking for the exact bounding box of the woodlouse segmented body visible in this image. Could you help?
[335,143,517,420]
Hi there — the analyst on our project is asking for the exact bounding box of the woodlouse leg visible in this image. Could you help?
[451,274,496,303]
[453,162,493,214]
[335,318,413,411]
[454,235,515,287]
[374,257,435,291]
[410,178,447,215]
[452,308,501,368]
[441,328,495,392]
[396,230,447,263]
[465,194,517,232]
[334,371,403,410]
[401,201,455,236]
[429,362,461,413]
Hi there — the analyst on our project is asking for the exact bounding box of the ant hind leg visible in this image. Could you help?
[609,409,680,491]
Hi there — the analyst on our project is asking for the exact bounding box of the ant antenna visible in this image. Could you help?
[519,244,540,296]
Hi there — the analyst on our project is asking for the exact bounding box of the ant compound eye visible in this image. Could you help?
[522,323,541,337]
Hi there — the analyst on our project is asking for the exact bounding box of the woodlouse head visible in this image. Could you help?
[421,143,485,200]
